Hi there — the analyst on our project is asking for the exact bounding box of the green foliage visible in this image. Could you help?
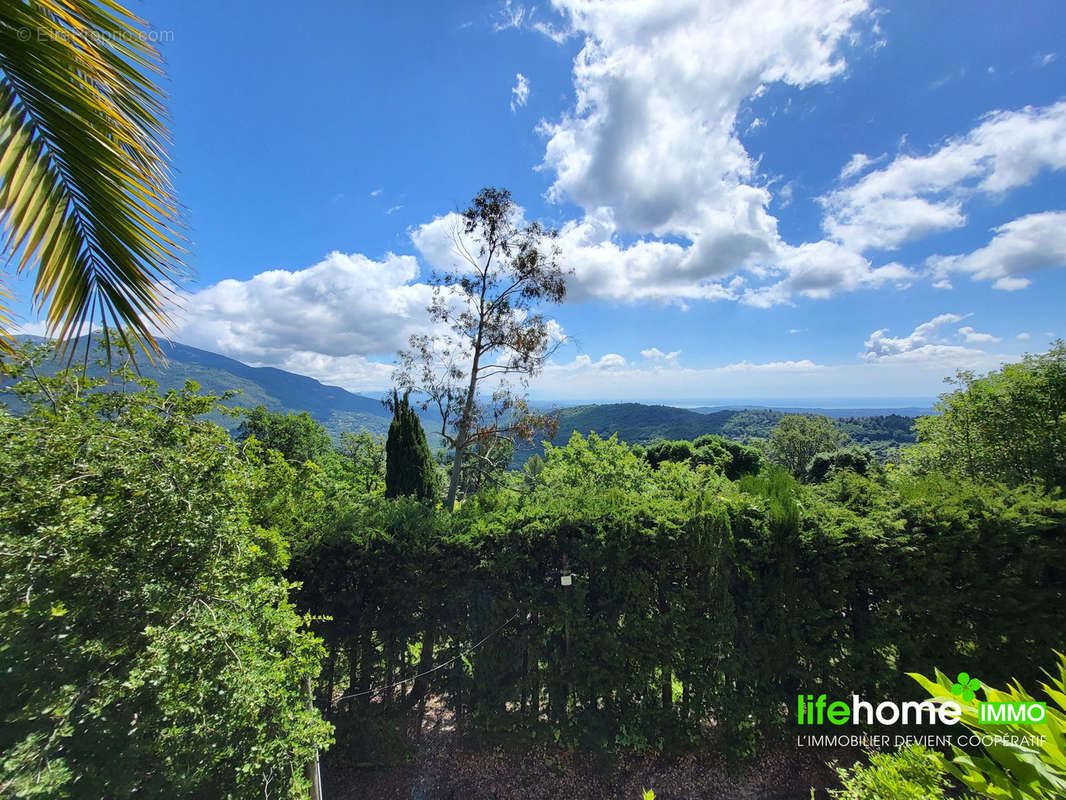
[694,434,764,480]
[644,438,694,468]
[833,414,916,460]
[827,745,952,800]
[768,414,848,477]
[385,391,439,501]
[806,445,874,483]
[4,335,395,440]
[238,405,334,465]
[0,350,331,797]
[525,404,913,468]
[289,425,1066,759]
[642,434,762,480]
[906,342,1066,490]
[339,430,386,494]
[910,652,1066,799]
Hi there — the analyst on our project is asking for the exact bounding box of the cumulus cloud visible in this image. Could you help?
[863,312,969,360]
[173,251,436,389]
[926,211,1066,291]
[958,326,1000,344]
[510,72,530,112]
[823,101,1066,252]
[531,0,882,304]
[1017,332,1031,341]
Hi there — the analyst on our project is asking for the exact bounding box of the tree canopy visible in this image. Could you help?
[0,348,330,797]
[906,341,1066,490]
[768,414,847,477]
[395,187,568,509]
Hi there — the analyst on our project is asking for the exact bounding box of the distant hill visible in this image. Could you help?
[687,404,932,418]
[5,338,921,460]
[5,336,393,438]
[518,403,920,464]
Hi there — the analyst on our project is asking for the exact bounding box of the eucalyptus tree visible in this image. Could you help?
[396,187,569,509]
[0,1,183,357]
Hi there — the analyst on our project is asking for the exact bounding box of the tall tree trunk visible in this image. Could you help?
[445,307,487,510]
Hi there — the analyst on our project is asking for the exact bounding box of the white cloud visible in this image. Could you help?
[173,251,436,389]
[1017,332,1031,341]
[863,312,968,360]
[746,242,912,306]
[823,101,1066,252]
[493,0,526,31]
[385,204,404,215]
[535,352,830,399]
[1037,52,1057,67]
[958,326,1000,344]
[531,0,880,304]
[10,319,50,337]
[839,152,885,180]
[926,211,1066,290]
[641,347,681,364]
[370,188,383,197]
[554,353,628,372]
[510,72,530,112]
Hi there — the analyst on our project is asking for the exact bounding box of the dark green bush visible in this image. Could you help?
[293,432,1066,755]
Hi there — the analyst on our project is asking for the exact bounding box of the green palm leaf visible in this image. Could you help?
[0,0,184,358]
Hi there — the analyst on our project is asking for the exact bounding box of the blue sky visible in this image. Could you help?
[11,0,1066,402]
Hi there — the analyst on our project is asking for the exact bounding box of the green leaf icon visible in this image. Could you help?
[950,672,981,702]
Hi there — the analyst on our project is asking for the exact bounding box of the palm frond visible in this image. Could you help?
[0,0,184,359]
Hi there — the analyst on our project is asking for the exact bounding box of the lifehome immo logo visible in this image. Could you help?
[796,672,1046,727]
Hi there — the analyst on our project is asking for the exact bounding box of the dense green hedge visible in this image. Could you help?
[292,432,1066,754]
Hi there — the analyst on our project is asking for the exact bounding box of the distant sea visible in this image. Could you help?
[526,397,936,417]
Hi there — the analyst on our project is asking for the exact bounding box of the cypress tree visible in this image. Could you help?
[385,390,438,500]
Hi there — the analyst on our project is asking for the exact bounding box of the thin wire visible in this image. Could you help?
[333,610,523,704]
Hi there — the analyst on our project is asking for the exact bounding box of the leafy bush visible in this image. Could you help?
[806,445,874,483]
[643,438,694,468]
[826,745,952,800]
[0,350,331,798]
[911,652,1066,799]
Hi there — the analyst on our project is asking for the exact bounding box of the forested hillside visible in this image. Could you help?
[526,403,917,464]
[6,338,918,463]
[9,336,392,437]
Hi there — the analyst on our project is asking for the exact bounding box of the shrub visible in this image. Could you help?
[826,745,951,800]
[806,445,874,483]
[0,351,331,798]
[910,651,1066,799]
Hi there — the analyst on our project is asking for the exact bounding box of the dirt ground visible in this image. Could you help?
[319,700,855,800]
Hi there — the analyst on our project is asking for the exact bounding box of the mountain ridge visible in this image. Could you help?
[6,338,923,457]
